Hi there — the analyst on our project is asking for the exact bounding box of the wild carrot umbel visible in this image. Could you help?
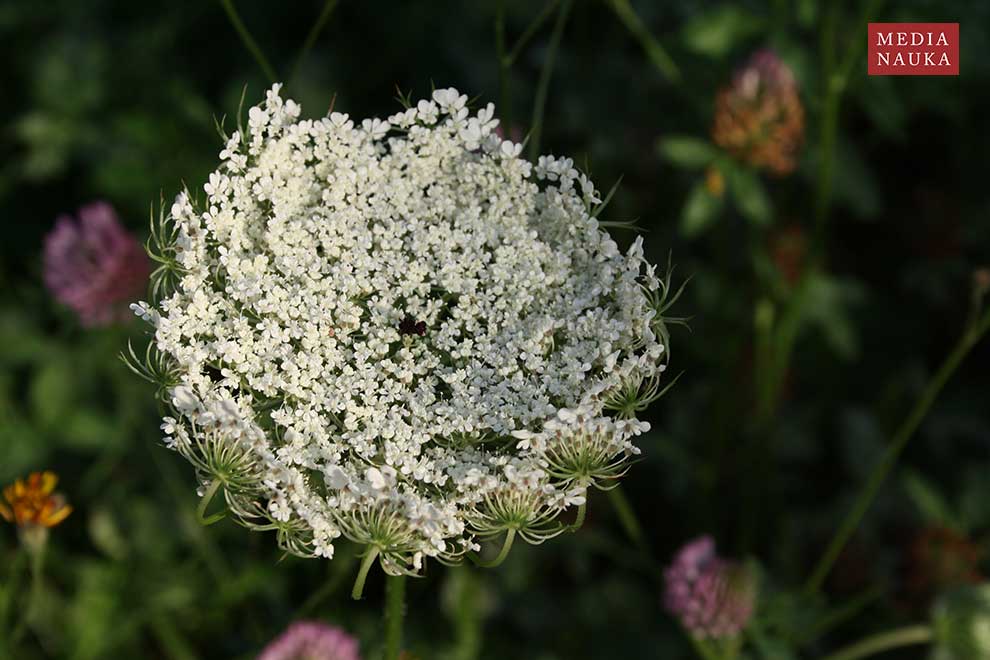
[127,86,677,635]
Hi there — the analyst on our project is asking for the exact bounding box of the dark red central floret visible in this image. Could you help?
[398,316,427,336]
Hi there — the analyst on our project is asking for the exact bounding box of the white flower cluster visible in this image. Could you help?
[134,85,670,576]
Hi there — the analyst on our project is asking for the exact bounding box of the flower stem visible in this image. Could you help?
[570,501,587,532]
[820,625,932,660]
[799,584,884,644]
[805,307,990,594]
[218,0,278,83]
[689,635,722,660]
[10,530,46,645]
[295,549,357,617]
[470,528,516,568]
[607,486,649,554]
[195,478,227,526]
[528,0,573,161]
[812,0,884,256]
[494,0,510,129]
[0,549,25,653]
[496,0,562,133]
[605,0,681,84]
[505,0,561,67]
[351,546,380,600]
[812,3,840,254]
[287,0,340,89]
[383,573,407,660]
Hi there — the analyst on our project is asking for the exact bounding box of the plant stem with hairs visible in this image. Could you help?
[606,0,680,83]
[495,0,562,132]
[528,0,573,161]
[287,0,340,89]
[607,486,651,557]
[219,0,278,82]
[351,547,380,600]
[805,306,990,594]
[494,1,510,129]
[0,548,25,654]
[470,529,516,568]
[384,574,407,660]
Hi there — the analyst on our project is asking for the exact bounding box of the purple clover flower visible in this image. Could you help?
[664,535,756,638]
[712,49,805,175]
[259,621,361,660]
[43,202,150,326]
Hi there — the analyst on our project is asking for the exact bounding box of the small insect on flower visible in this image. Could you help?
[0,471,73,529]
[133,85,674,589]
[398,316,427,336]
[712,50,804,176]
[664,536,756,639]
[43,202,151,326]
[258,621,361,660]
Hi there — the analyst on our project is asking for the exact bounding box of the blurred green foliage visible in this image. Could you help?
[1,0,989,658]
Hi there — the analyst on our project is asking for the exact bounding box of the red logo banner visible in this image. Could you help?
[868,23,959,76]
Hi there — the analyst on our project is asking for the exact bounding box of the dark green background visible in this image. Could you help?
[0,1,988,658]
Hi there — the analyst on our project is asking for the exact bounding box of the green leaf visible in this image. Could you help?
[682,5,765,58]
[680,180,723,237]
[832,139,882,219]
[657,136,718,169]
[61,409,122,451]
[29,359,75,428]
[727,165,772,225]
[902,470,959,529]
[801,274,864,360]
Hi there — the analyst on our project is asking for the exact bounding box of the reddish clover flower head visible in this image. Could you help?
[259,621,361,660]
[664,535,756,638]
[712,49,804,175]
[907,526,982,605]
[43,202,150,326]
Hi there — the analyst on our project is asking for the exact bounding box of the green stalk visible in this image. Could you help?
[496,0,562,132]
[10,531,46,645]
[219,0,278,82]
[287,0,340,89]
[528,0,573,161]
[813,0,884,255]
[351,546,380,600]
[505,0,561,67]
[805,307,990,594]
[195,478,227,526]
[606,0,680,84]
[570,500,587,531]
[820,625,932,660]
[448,569,484,660]
[383,574,407,660]
[812,4,840,254]
[294,549,357,617]
[149,446,231,583]
[151,616,199,660]
[607,487,649,555]
[495,0,511,129]
[0,548,25,648]
[470,528,516,568]
[689,635,722,660]
[799,584,884,644]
